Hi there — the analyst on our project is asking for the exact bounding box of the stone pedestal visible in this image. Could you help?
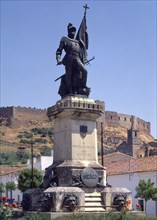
[22,95,133,213]
[44,187,85,212]
[47,95,106,187]
[101,187,132,211]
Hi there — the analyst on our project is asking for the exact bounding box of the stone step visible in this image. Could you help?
[85,207,105,212]
[85,192,101,197]
[85,202,103,207]
[84,192,105,212]
[85,197,101,202]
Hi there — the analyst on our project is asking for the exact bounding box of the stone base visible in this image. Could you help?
[55,160,106,187]
[101,187,132,211]
[44,187,85,212]
[47,96,104,163]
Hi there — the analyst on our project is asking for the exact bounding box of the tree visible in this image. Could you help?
[18,168,43,192]
[0,183,5,197]
[5,182,16,199]
[135,179,157,212]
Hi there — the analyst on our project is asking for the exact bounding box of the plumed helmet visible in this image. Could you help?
[67,23,76,32]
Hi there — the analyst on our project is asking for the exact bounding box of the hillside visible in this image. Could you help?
[0,105,155,164]
[0,122,53,154]
[0,118,154,156]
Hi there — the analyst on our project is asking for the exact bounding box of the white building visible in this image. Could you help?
[27,156,53,172]
[103,152,157,217]
[0,156,53,202]
[0,166,24,202]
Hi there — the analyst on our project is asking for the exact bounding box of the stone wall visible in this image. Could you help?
[0,106,48,127]
[105,111,150,134]
[0,106,14,125]
[0,106,151,134]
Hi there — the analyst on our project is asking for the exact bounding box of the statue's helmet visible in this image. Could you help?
[67,23,76,33]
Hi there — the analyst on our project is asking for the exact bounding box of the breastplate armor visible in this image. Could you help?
[64,37,80,55]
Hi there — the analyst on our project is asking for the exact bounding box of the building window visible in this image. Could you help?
[124,117,126,121]
[135,131,137,137]
[118,117,120,120]
[18,195,20,202]
[138,199,144,211]
[111,116,112,120]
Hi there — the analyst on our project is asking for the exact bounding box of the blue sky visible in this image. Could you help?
[1,0,156,138]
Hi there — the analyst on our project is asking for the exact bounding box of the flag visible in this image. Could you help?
[75,15,88,64]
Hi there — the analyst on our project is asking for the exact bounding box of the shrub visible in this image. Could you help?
[39,146,51,156]
[0,153,17,165]
[50,213,157,220]
[16,151,29,161]
[34,138,47,144]
[17,132,33,139]
[19,139,31,144]
[17,213,47,220]
[18,168,43,192]
[0,196,13,220]
[31,127,54,136]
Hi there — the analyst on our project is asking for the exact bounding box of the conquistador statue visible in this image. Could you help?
[55,5,91,98]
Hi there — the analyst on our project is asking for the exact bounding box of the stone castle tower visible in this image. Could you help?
[127,116,140,158]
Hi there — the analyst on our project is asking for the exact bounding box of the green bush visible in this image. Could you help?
[0,205,12,220]
[52,213,157,220]
[31,127,54,136]
[10,212,157,220]
[0,197,13,220]
[17,132,33,139]
[19,139,31,144]
[18,168,43,192]
[0,152,17,165]
[17,213,47,220]
[34,138,47,144]
[40,146,51,156]
[16,151,29,161]
[0,150,30,165]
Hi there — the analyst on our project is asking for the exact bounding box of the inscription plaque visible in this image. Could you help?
[81,167,99,187]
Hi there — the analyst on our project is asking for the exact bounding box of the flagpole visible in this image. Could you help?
[83,4,89,16]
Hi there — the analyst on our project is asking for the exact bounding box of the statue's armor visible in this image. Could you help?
[56,35,89,97]
[56,37,81,65]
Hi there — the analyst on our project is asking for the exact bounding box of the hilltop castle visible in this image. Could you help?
[0,105,156,158]
[0,105,151,134]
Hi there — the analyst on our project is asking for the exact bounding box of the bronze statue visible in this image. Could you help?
[55,5,92,98]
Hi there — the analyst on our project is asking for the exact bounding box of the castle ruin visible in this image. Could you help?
[0,106,151,135]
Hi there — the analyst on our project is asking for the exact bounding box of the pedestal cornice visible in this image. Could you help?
[47,95,104,120]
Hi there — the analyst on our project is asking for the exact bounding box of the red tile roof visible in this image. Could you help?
[0,166,24,176]
[105,156,157,176]
[99,152,132,164]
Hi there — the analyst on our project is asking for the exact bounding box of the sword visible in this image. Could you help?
[85,56,95,65]
[54,56,95,82]
[54,74,65,82]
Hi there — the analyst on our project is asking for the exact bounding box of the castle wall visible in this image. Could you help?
[13,107,47,121]
[105,111,150,134]
[0,106,48,127]
[0,106,14,125]
[0,106,151,134]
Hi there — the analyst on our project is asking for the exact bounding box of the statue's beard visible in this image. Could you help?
[68,32,75,39]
